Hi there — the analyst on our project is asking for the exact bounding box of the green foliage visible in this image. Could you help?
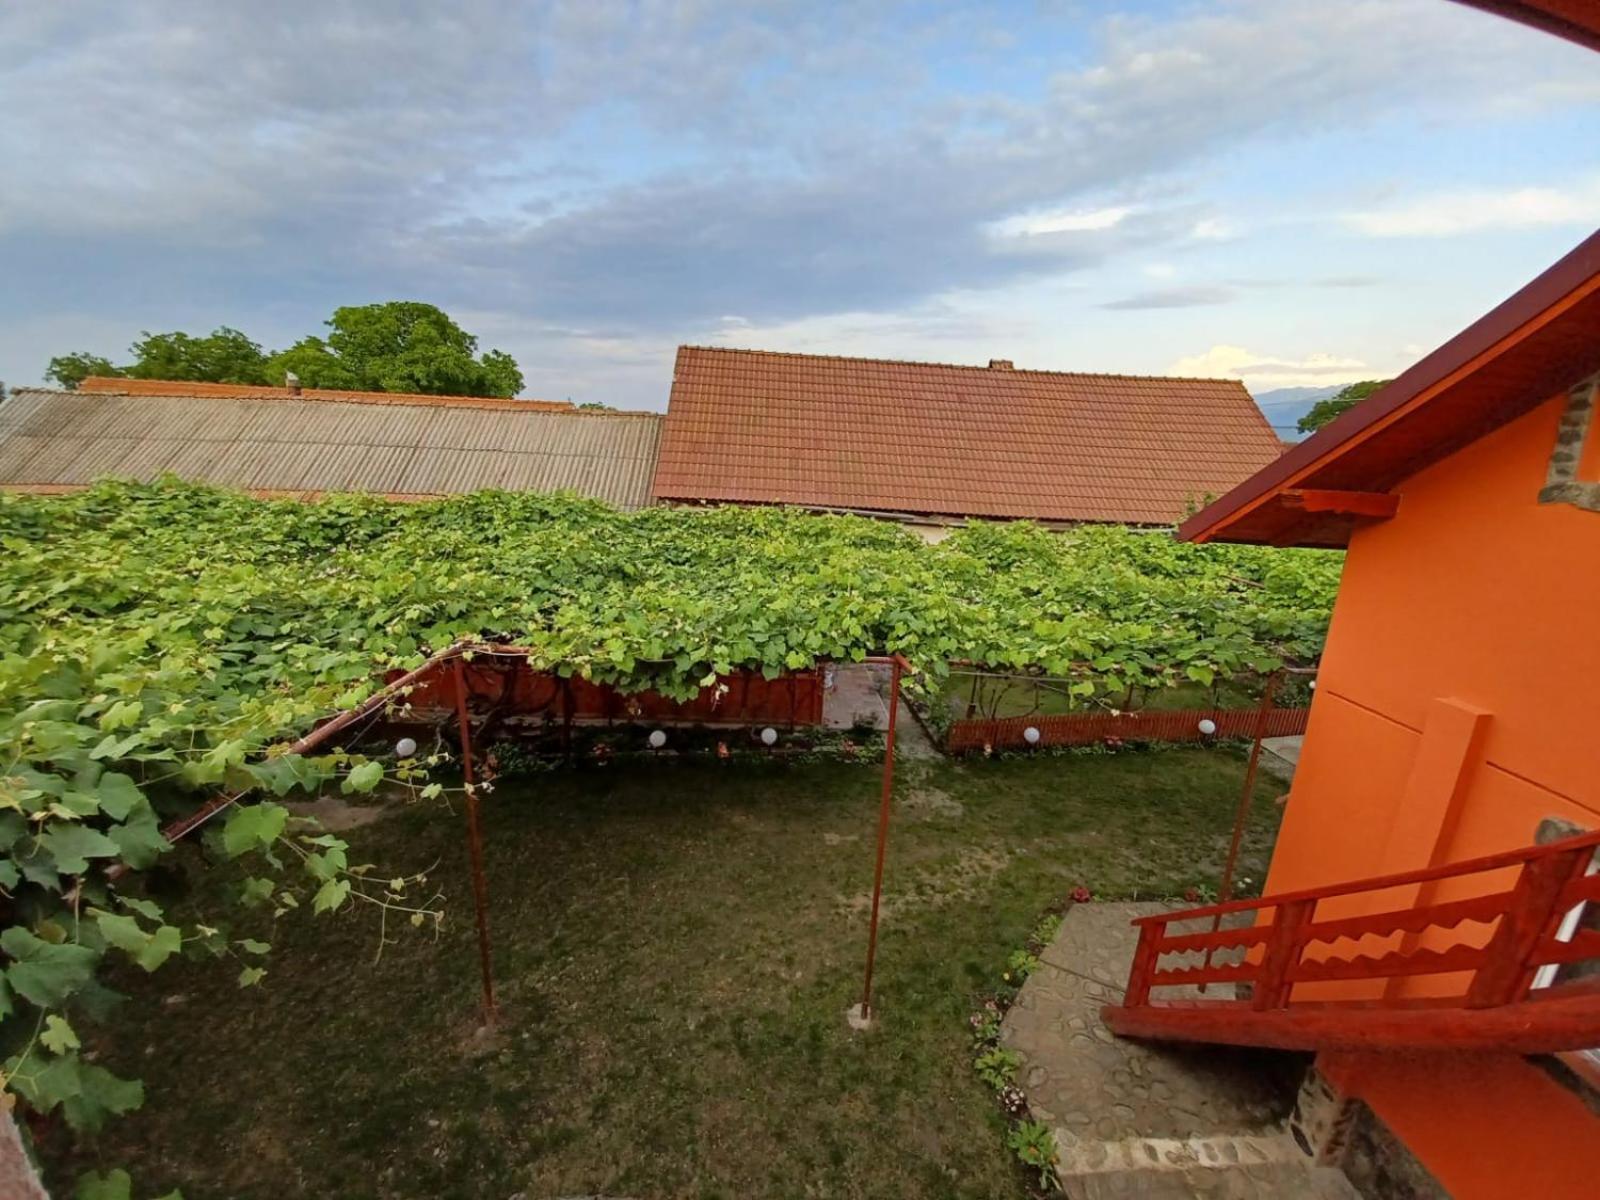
[45,353,123,390]
[75,1168,183,1200]
[124,328,270,386]
[1003,948,1039,985]
[0,478,1335,1156]
[46,304,524,398]
[264,302,524,397]
[1028,913,1062,948]
[1006,1119,1059,1189]
[973,1045,1022,1089]
[1297,379,1391,434]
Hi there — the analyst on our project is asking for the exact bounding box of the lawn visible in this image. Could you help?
[43,747,1285,1200]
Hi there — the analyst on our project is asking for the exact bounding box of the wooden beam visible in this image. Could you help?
[1101,989,1600,1054]
[1278,489,1399,519]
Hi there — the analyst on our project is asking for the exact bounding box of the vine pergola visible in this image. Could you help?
[148,640,913,1026]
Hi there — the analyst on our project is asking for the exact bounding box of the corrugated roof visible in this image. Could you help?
[0,389,662,509]
[76,376,575,412]
[651,347,1286,525]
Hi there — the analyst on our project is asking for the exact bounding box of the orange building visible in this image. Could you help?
[1159,231,1600,1194]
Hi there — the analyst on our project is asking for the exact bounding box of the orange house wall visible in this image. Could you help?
[1262,392,1600,1196]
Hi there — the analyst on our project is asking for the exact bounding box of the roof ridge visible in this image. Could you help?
[674,344,1251,388]
[9,387,662,420]
[71,377,579,413]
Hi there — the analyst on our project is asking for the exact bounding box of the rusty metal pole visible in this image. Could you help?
[1201,671,1281,991]
[453,657,498,1023]
[860,656,903,1019]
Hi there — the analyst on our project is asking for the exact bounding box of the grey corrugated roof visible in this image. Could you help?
[0,389,664,509]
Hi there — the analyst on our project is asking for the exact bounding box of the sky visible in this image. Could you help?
[2,1,1597,422]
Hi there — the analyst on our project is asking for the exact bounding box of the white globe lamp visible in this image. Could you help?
[760,727,779,746]
[1198,719,1218,736]
[395,736,418,758]
[1023,726,1041,746]
[648,729,667,749]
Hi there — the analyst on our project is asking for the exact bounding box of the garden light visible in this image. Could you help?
[1022,726,1041,746]
[648,729,667,749]
[1197,719,1218,736]
[760,727,779,746]
[395,736,418,758]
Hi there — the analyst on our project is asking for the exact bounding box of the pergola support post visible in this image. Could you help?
[453,656,499,1024]
[858,655,905,1022]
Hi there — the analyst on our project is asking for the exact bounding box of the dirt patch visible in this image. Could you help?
[838,844,1012,921]
[285,795,393,832]
[899,786,963,818]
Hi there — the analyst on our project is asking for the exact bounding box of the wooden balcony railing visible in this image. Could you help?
[1104,827,1600,1053]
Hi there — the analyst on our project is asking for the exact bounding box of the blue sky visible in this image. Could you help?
[2,0,1597,417]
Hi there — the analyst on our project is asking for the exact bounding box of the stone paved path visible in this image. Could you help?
[1001,902,1358,1198]
[821,663,941,759]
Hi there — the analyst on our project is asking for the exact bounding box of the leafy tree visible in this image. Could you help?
[45,353,124,390]
[1297,380,1391,434]
[265,303,524,397]
[47,306,525,399]
[260,336,359,391]
[124,327,270,386]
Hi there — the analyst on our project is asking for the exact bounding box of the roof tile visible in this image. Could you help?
[651,346,1285,524]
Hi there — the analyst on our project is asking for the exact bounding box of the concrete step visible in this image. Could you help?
[1057,1131,1360,1199]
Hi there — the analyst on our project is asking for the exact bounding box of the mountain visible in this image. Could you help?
[1251,384,1347,441]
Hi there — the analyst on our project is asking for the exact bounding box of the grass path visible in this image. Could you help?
[44,749,1284,1199]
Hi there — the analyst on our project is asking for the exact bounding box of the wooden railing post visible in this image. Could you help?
[1125,920,1165,1008]
[1253,899,1314,1010]
[1465,847,1590,1009]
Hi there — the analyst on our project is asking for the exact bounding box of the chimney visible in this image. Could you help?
[988,359,1014,370]
[285,370,302,396]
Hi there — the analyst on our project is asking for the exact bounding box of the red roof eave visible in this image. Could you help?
[1178,229,1600,547]
[1449,0,1600,53]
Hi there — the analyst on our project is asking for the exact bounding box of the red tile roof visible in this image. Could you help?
[651,347,1285,525]
[77,376,575,413]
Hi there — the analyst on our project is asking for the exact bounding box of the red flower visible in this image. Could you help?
[1184,887,1200,903]
[1071,886,1092,903]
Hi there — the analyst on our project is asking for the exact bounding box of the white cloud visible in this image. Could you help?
[1142,262,1178,279]
[988,205,1132,239]
[1168,344,1371,388]
[1343,177,1600,237]
[1190,217,1236,241]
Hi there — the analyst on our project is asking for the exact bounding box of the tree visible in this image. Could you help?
[46,353,123,390]
[265,302,524,397]
[125,327,270,385]
[1298,380,1391,434]
[47,305,526,398]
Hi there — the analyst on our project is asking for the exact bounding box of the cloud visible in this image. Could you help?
[1101,286,1236,310]
[988,205,1133,238]
[1168,344,1371,388]
[1,0,1597,402]
[1342,177,1600,237]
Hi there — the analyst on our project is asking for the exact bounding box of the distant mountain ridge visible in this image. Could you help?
[1251,384,1348,441]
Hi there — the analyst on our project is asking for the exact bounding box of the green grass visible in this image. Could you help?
[43,748,1284,1200]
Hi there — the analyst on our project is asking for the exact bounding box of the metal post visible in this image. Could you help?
[1201,671,1280,991]
[453,657,498,1023]
[860,656,903,1018]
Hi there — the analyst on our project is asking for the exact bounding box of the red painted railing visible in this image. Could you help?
[389,662,825,727]
[945,705,1309,753]
[1104,828,1600,1053]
